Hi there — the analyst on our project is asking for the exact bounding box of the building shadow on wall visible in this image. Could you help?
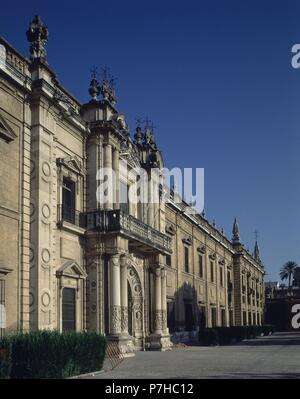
[168,282,205,345]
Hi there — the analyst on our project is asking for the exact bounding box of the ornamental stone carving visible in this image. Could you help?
[162,309,167,331]
[111,305,121,333]
[121,305,128,333]
[154,310,163,331]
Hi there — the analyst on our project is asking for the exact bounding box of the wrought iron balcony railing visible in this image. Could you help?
[57,205,85,228]
[86,209,172,254]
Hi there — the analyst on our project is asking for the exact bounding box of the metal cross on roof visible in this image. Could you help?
[254,230,259,241]
[135,117,143,127]
[101,66,111,81]
[143,117,156,131]
[109,75,117,89]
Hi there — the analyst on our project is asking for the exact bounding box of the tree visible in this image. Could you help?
[280,261,298,289]
[292,266,300,288]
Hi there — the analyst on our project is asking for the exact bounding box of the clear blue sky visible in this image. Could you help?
[1,0,300,281]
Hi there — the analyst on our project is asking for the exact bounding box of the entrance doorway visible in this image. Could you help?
[62,288,76,331]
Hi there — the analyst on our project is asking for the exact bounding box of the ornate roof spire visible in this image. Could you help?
[253,240,261,262]
[134,126,143,146]
[232,218,240,243]
[99,66,117,105]
[253,230,261,262]
[26,15,49,61]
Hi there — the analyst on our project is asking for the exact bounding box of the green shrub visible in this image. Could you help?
[0,330,106,379]
[215,327,233,345]
[230,326,248,341]
[198,329,219,346]
[0,336,11,379]
[199,325,274,346]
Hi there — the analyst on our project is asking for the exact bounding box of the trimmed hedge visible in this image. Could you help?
[0,336,11,379]
[199,325,275,346]
[0,330,106,379]
[198,329,219,346]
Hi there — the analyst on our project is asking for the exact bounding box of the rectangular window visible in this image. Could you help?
[210,261,214,282]
[184,247,189,273]
[62,177,76,223]
[199,255,203,278]
[211,307,217,327]
[166,255,171,267]
[243,311,247,326]
[120,181,129,213]
[221,309,226,326]
[199,306,206,329]
[248,312,252,326]
[219,266,223,286]
[229,310,234,326]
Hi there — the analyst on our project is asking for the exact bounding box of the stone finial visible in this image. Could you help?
[232,218,240,243]
[26,15,49,61]
[134,126,143,145]
[88,77,100,101]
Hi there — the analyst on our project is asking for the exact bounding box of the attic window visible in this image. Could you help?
[0,115,16,143]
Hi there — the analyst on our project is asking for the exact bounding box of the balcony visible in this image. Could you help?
[86,209,172,255]
[57,205,85,229]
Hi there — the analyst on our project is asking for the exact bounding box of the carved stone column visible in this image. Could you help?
[120,254,128,335]
[109,253,121,335]
[147,173,154,227]
[112,146,120,209]
[103,143,113,209]
[154,265,162,334]
[161,267,168,334]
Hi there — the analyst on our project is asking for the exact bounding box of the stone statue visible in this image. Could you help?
[26,15,49,61]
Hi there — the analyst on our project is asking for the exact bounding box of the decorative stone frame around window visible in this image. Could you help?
[56,156,84,228]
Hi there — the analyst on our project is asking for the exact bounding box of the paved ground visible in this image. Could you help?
[84,331,300,379]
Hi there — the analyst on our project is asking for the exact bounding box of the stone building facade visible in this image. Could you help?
[0,16,264,351]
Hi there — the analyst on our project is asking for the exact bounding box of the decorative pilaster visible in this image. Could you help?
[120,254,128,335]
[103,143,113,210]
[112,147,120,210]
[147,173,154,227]
[109,253,121,335]
[161,267,168,333]
[154,265,162,334]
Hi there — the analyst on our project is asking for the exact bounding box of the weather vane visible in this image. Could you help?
[136,117,143,127]
[254,230,259,241]
[90,66,98,80]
